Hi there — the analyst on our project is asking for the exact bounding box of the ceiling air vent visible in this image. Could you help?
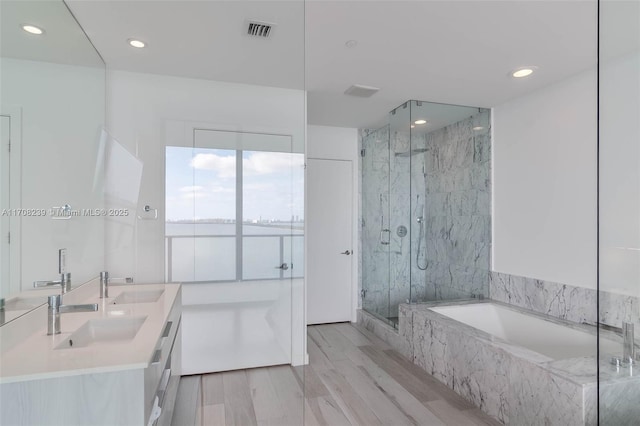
[247,21,274,38]
[344,84,380,98]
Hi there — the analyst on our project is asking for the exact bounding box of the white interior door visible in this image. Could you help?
[307,158,353,324]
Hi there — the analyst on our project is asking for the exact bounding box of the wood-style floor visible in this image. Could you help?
[172,323,502,426]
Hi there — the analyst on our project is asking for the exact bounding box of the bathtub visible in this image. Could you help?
[388,300,639,425]
[429,302,620,360]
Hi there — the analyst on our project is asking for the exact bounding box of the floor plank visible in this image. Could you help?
[333,358,419,426]
[221,370,258,426]
[333,321,379,347]
[350,323,392,350]
[202,404,225,426]
[383,349,475,411]
[305,395,351,426]
[172,375,201,426]
[267,365,305,425]
[293,364,330,399]
[359,345,445,405]
[355,364,445,426]
[316,366,384,426]
[202,373,225,406]
[174,324,502,426]
[426,399,480,426]
[246,368,285,424]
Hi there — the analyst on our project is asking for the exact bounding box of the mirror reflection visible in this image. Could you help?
[0,0,106,325]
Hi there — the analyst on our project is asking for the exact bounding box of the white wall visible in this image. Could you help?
[0,58,105,295]
[106,70,307,365]
[599,51,640,297]
[493,69,598,289]
[306,125,359,321]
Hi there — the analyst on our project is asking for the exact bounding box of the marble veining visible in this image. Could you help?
[489,270,640,333]
[360,299,640,425]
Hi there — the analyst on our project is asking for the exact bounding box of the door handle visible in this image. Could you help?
[340,250,351,255]
[275,263,289,270]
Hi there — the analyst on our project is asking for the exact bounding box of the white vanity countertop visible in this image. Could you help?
[0,283,180,384]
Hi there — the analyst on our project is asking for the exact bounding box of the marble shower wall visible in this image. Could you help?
[419,111,492,301]
[360,109,492,320]
[490,270,640,332]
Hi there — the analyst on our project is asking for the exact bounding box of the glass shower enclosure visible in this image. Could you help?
[361,100,491,327]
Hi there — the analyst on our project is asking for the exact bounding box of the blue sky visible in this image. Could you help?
[165,147,303,222]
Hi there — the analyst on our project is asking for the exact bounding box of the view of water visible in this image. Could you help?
[166,222,304,236]
[165,223,304,282]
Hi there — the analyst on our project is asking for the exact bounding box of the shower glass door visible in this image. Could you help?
[598,0,640,421]
[361,126,392,323]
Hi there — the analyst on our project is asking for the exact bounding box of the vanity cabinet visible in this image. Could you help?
[0,283,181,426]
[145,295,182,426]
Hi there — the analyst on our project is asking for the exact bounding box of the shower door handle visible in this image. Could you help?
[340,250,351,255]
[380,229,391,245]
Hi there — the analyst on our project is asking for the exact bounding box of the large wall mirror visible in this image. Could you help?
[0,0,105,324]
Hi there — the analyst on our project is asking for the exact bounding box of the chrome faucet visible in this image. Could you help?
[99,271,133,299]
[47,294,98,335]
[34,272,72,294]
[100,271,109,298]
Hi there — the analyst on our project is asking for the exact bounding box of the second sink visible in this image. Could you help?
[112,289,164,305]
[55,316,147,349]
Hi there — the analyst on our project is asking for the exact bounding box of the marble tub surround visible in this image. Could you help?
[359,300,637,425]
[0,282,181,383]
[490,270,640,331]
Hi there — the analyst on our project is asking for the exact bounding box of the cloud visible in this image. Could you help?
[190,153,236,178]
[243,152,304,176]
[190,151,303,177]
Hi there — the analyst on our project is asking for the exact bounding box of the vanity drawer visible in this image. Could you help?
[156,322,182,426]
[144,293,182,423]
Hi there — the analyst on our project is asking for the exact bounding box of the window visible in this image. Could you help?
[165,140,303,282]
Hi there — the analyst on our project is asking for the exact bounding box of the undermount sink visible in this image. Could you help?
[55,316,147,349]
[112,289,164,305]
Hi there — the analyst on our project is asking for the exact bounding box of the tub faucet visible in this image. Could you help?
[622,322,635,364]
[34,272,71,294]
[47,294,98,335]
[99,271,134,299]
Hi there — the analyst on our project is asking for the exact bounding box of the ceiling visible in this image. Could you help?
[1,1,103,68]
[61,0,636,129]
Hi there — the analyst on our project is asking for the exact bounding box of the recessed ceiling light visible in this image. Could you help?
[128,39,146,48]
[473,126,484,131]
[345,40,358,48]
[414,119,427,125]
[511,66,537,78]
[22,24,44,35]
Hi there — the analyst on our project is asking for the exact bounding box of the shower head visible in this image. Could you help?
[394,148,427,158]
